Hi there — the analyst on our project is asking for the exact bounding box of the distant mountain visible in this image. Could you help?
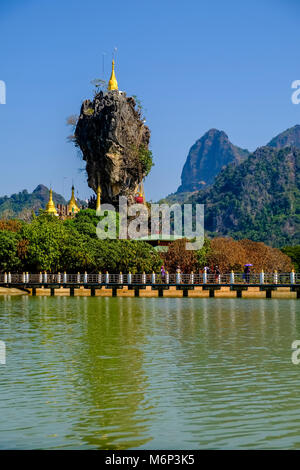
[189,146,300,247]
[177,129,249,193]
[267,125,300,149]
[0,185,86,220]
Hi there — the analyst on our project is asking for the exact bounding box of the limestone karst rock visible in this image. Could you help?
[177,129,249,193]
[75,90,151,206]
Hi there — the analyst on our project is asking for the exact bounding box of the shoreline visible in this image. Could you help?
[0,286,297,299]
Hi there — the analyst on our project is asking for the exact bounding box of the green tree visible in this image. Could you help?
[197,238,212,268]
[0,230,21,272]
[20,215,67,272]
[282,246,300,271]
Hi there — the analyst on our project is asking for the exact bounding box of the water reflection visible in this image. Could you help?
[0,296,299,449]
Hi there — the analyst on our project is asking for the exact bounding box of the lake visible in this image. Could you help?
[0,296,299,449]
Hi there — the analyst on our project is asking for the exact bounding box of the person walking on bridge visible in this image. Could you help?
[244,265,251,283]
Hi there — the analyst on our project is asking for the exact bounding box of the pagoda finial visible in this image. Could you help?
[45,188,58,216]
[96,185,101,213]
[108,59,118,91]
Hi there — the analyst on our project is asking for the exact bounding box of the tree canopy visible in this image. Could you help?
[0,211,295,273]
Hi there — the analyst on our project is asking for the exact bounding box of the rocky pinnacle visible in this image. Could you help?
[75,90,150,206]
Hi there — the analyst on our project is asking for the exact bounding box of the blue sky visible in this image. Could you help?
[0,0,299,201]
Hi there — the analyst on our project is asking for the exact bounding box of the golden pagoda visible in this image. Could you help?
[96,185,101,214]
[108,59,118,91]
[68,185,80,215]
[45,188,58,216]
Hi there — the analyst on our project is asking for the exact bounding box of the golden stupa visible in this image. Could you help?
[108,59,118,91]
[45,188,58,216]
[96,185,101,213]
[68,185,80,215]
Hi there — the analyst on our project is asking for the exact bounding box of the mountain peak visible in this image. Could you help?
[33,184,49,193]
[177,129,249,192]
[205,128,228,138]
[267,124,300,149]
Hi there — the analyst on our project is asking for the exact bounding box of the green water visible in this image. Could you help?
[0,296,299,449]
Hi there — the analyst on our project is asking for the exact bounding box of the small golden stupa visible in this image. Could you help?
[108,59,118,91]
[45,188,58,216]
[96,185,101,213]
[68,185,80,215]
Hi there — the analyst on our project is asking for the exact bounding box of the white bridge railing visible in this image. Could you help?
[0,272,299,285]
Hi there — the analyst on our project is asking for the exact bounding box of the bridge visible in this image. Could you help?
[0,272,299,298]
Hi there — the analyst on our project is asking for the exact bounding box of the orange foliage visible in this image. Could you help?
[161,239,199,273]
[0,219,22,232]
[209,238,293,272]
[17,239,29,260]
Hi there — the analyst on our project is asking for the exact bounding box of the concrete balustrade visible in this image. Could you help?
[260,271,264,284]
[291,270,295,285]
[0,272,299,298]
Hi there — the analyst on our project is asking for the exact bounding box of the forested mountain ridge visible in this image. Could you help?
[189,146,300,246]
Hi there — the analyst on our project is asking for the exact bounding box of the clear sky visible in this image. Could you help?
[0,0,299,202]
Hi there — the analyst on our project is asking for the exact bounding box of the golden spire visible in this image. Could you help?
[108,59,118,91]
[68,185,80,215]
[96,185,101,213]
[45,188,58,216]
